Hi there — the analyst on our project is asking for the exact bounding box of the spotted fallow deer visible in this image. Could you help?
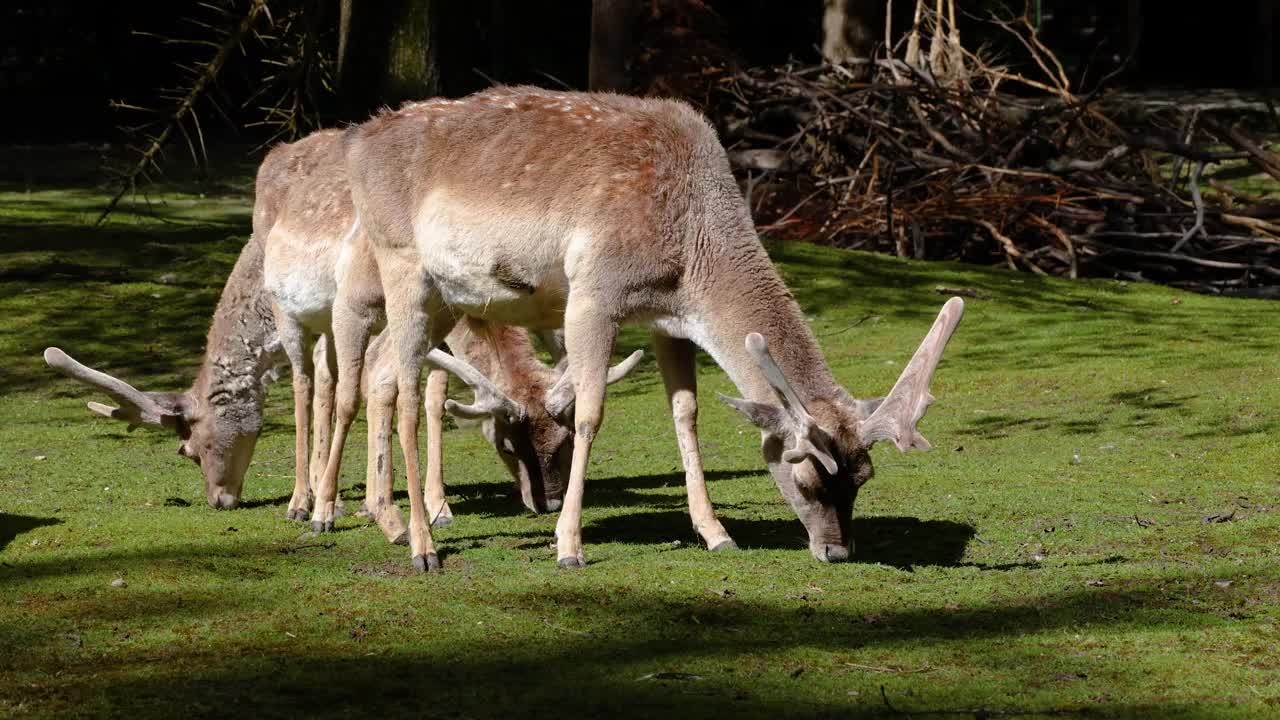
[43,128,640,542]
[340,86,964,570]
[40,235,543,533]
[257,129,641,567]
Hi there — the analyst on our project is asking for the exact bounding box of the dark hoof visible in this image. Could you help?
[411,553,441,573]
[286,508,309,522]
[431,514,453,528]
[391,531,409,546]
[710,539,739,552]
[333,504,347,519]
[310,520,334,533]
[557,556,585,569]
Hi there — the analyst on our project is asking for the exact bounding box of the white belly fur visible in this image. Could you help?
[414,195,572,329]
[263,226,340,332]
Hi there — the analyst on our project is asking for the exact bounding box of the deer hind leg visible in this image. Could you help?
[423,367,455,527]
[312,295,379,533]
[554,292,619,568]
[276,313,314,522]
[309,335,342,517]
[366,365,408,544]
[652,333,736,551]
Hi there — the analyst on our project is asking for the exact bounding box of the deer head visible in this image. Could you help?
[719,297,964,562]
[438,346,644,514]
[44,347,268,509]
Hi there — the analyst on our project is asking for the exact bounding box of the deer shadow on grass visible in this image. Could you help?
[441,468,762,519]
[0,513,63,553]
[584,510,975,569]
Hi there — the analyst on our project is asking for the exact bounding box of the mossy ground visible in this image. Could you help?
[1,150,1277,718]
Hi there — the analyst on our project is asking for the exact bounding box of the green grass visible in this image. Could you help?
[1,154,1278,719]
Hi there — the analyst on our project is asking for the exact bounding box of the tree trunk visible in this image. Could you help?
[588,0,637,92]
[1126,0,1143,78]
[1258,0,1273,88]
[338,0,440,121]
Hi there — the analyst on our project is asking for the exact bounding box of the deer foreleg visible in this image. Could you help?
[277,315,314,522]
[554,294,618,568]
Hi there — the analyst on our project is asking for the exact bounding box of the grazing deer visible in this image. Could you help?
[44,128,640,544]
[258,129,640,569]
[359,317,641,534]
[39,236,516,529]
[340,86,964,569]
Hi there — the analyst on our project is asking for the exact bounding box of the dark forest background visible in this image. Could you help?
[3,1,1277,144]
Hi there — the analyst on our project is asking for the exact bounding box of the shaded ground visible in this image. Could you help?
[1,150,1278,718]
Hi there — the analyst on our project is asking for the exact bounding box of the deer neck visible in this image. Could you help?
[692,242,838,407]
[192,236,281,415]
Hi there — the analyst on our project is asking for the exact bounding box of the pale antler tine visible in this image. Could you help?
[860,297,964,451]
[782,436,839,474]
[545,348,645,417]
[442,398,497,420]
[426,347,525,423]
[44,346,171,427]
[605,349,644,385]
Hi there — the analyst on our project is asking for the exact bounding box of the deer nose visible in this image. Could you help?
[816,543,850,563]
[209,493,239,510]
[545,497,562,512]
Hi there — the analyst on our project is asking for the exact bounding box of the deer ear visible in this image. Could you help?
[859,298,964,451]
[716,393,791,437]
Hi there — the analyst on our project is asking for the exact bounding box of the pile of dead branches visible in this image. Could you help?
[709,7,1280,295]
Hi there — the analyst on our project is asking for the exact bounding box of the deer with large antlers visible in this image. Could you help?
[44,128,641,548]
[340,86,964,570]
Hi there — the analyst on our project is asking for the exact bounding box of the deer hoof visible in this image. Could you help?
[710,539,739,552]
[431,514,453,528]
[411,553,441,573]
[310,520,334,534]
[286,508,309,522]
[557,556,585,569]
[390,531,409,546]
[333,502,347,519]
